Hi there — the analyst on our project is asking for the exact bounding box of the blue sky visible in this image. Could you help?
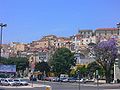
[0,0,120,43]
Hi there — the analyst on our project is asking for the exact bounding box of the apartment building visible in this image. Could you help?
[1,44,11,58]
[71,33,96,52]
[95,28,119,42]
[56,37,71,49]
[31,35,57,49]
[95,28,119,36]
[78,29,94,38]
[10,42,26,51]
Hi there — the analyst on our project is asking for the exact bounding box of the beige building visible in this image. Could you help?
[10,42,26,52]
[95,28,119,36]
[56,37,71,49]
[95,28,119,42]
[78,29,94,38]
[31,35,57,49]
[33,40,49,49]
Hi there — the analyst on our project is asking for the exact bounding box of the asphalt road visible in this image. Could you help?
[0,81,120,90]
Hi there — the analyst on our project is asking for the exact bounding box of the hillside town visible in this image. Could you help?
[1,0,120,89]
[1,23,120,67]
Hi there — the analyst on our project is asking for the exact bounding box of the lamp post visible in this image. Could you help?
[0,23,7,62]
[114,58,119,83]
[77,70,81,90]
[96,70,99,90]
[117,22,120,35]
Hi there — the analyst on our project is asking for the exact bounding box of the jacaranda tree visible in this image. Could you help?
[94,39,118,83]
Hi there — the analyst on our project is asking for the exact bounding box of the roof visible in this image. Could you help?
[96,28,118,31]
[79,29,93,32]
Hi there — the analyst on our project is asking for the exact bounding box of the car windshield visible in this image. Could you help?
[20,79,25,81]
[14,80,19,81]
[8,80,13,82]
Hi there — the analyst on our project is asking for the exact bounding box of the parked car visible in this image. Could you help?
[68,77,77,83]
[60,78,69,82]
[52,77,60,82]
[14,79,28,86]
[7,79,16,86]
[0,79,8,86]
[76,78,86,83]
[13,79,21,86]
[0,78,16,86]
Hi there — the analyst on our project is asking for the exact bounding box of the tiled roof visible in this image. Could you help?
[79,29,93,32]
[96,28,118,31]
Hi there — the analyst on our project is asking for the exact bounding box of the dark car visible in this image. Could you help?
[68,77,77,83]
[60,78,69,82]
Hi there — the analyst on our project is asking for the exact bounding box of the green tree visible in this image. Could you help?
[76,65,87,78]
[0,57,29,71]
[49,47,75,76]
[35,61,50,74]
[87,61,104,79]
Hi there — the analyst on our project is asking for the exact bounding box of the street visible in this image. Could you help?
[1,81,120,90]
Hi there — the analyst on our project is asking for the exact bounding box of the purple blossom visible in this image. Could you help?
[95,38,118,57]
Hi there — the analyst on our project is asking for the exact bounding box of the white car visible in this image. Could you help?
[76,78,86,83]
[1,79,16,86]
[14,79,28,86]
[7,79,16,86]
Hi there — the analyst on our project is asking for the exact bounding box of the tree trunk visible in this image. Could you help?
[105,70,111,83]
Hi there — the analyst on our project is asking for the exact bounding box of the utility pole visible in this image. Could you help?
[0,23,7,63]
[77,70,81,90]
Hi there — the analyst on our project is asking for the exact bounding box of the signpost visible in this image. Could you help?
[77,70,81,90]
[96,70,99,90]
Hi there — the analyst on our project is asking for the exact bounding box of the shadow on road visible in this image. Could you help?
[0,89,5,90]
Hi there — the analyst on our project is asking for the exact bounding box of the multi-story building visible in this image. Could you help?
[71,34,96,52]
[6,42,27,57]
[95,28,119,36]
[56,37,71,49]
[10,42,26,52]
[31,35,57,49]
[81,36,96,45]
[95,28,119,42]
[38,49,49,62]
[1,44,11,58]
[70,34,82,52]
[78,29,94,38]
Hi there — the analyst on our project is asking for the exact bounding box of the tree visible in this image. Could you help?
[76,65,87,78]
[8,57,29,71]
[0,57,29,71]
[87,61,104,79]
[49,47,75,76]
[94,39,118,83]
[35,61,50,74]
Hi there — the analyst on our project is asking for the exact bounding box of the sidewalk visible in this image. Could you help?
[0,83,51,89]
[83,83,120,87]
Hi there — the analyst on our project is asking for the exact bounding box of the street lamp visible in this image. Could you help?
[117,22,120,35]
[114,58,119,83]
[0,23,7,62]
[77,70,81,90]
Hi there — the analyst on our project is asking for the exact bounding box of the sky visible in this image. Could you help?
[0,0,120,44]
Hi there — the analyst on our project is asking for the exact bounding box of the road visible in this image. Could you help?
[0,81,120,90]
[39,81,120,90]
